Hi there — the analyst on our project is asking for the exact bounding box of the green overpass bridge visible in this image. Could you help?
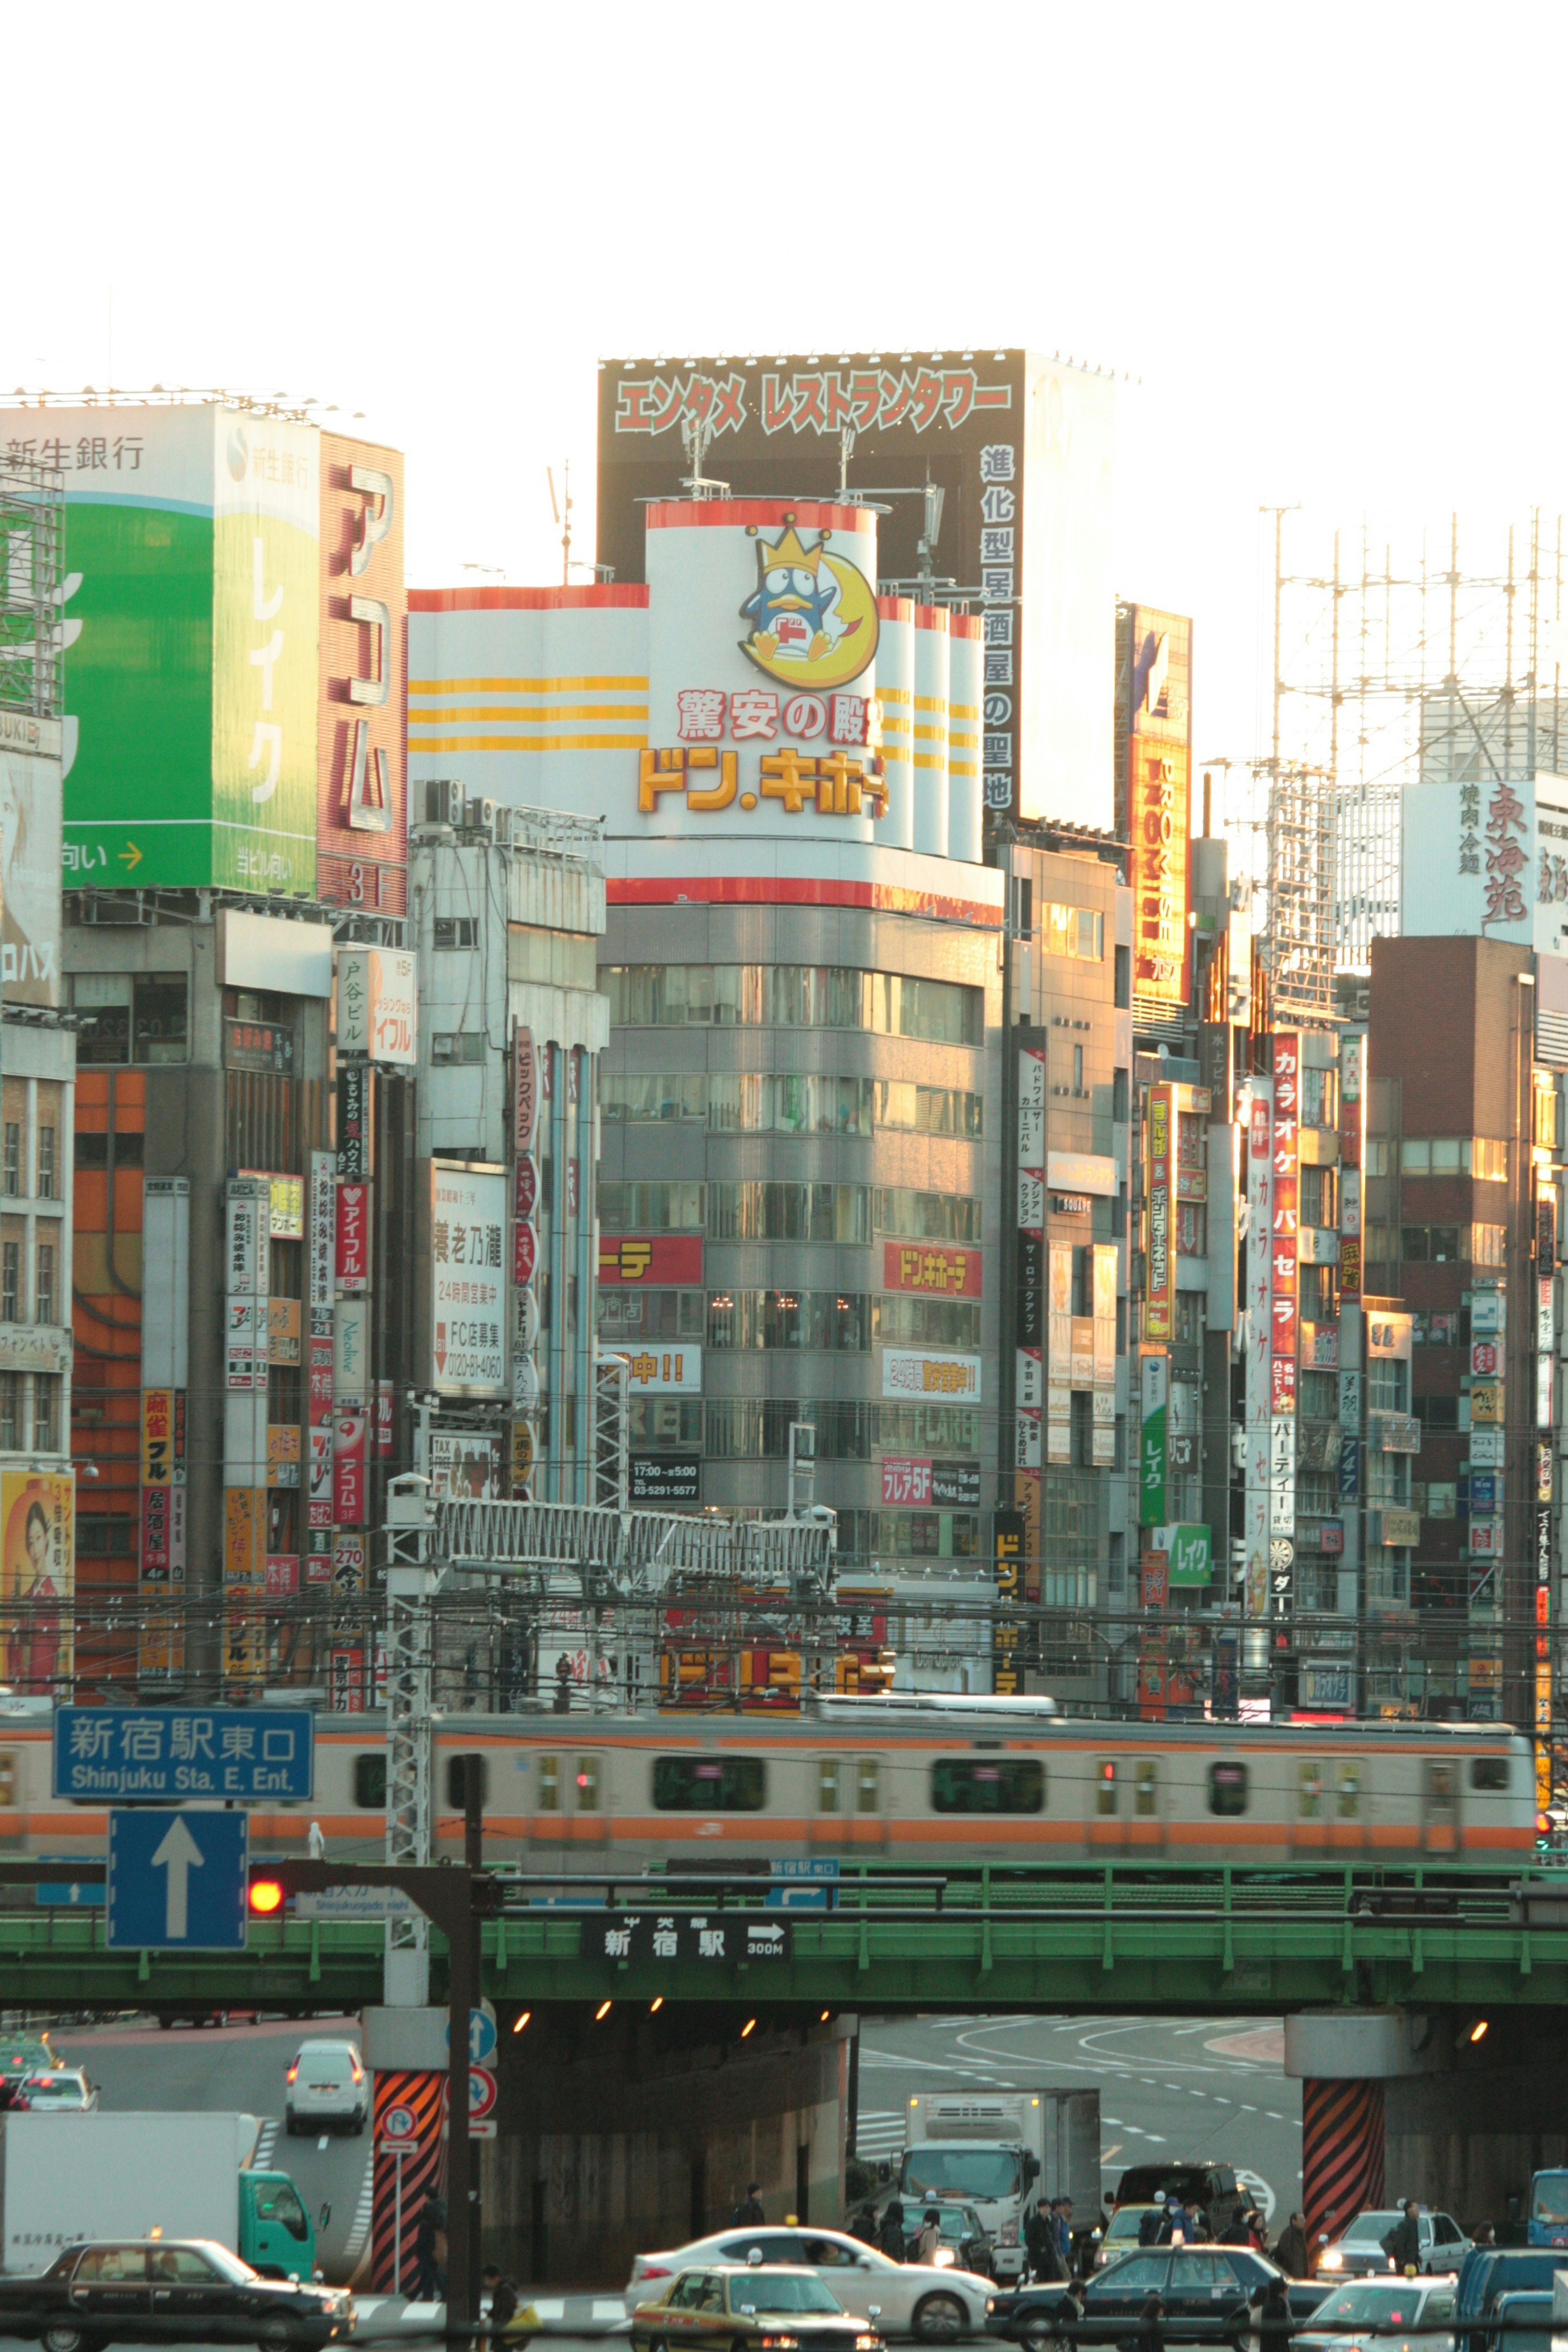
[6,1862,1568,2014]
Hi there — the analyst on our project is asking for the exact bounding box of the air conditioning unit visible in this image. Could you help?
[492,805,514,848]
[424,778,464,827]
[468,796,497,836]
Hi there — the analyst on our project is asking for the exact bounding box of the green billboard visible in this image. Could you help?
[46,405,318,893]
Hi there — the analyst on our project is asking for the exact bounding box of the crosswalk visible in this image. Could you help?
[254,2119,280,2168]
[854,2110,907,2161]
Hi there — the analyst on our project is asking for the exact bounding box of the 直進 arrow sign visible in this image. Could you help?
[106,1808,249,1952]
[151,1815,204,1939]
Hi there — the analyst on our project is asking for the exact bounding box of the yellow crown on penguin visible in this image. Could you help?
[747,511,827,574]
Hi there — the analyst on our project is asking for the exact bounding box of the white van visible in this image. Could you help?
[284,2037,367,2135]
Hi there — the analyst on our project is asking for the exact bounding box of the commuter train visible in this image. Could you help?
[0,1703,1538,1868]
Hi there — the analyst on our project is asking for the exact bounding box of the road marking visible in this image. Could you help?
[1265,2111,1283,2121]
[343,2158,375,2265]
[254,2119,280,2169]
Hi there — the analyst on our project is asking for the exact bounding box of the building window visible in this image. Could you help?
[1,1244,18,1322]
[34,1244,54,1326]
[599,1183,706,1233]
[708,1183,871,1244]
[33,1379,56,1452]
[432,916,479,949]
[0,1373,19,1447]
[873,1188,984,1243]
[1040,903,1105,962]
[1472,1222,1506,1266]
[430,1033,485,1065]
[35,1128,55,1202]
[604,963,982,1046]
[1073,1043,1085,1091]
[2,1126,18,1199]
[74,974,189,1067]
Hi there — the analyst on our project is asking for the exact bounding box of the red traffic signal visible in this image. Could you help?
[247,1876,285,1916]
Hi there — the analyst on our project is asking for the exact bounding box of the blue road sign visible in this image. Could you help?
[55,1708,313,1803]
[106,1809,249,1952]
[37,1856,103,1907]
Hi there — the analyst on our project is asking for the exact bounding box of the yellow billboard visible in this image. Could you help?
[0,1471,74,1692]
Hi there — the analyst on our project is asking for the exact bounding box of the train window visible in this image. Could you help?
[1097,1761,1118,1816]
[856,1759,881,1815]
[0,1751,15,1807]
[653,1756,767,1811]
[1470,1756,1511,1791]
[353,1755,387,1810]
[1298,1763,1323,1820]
[931,1759,1045,1815]
[445,1755,489,1811]
[1134,1761,1158,1818]
[537,1757,561,1812]
[1208,1762,1249,1816]
[1424,1760,1458,1819]
[1337,1763,1362,1820]
[818,1760,842,1814]
[575,1758,600,1812]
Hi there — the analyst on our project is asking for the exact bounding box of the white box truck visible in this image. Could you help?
[899,2089,1100,2281]
[0,2113,319,2281]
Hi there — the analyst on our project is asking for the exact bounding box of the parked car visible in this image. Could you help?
[1294,2274,1458,2352]
[902,2206,993,2278]
[626,2226,994,2342]
[0,2236,354,2352]
[1454,2249,1568,2352]
[284,2039,366,2136]
[12,2070,98,2113]
[1092,2208,1161,2269]
[1111,2166,1248,2244]
[630,2266,883,2352]
[1316,2210,1470,2278]
[987,2244,1284,2352]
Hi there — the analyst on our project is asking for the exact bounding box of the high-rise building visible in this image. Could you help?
[0,453,75,1696]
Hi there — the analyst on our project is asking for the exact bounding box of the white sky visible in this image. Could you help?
[9,1,1568,795]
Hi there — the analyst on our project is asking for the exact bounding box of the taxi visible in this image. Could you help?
[631,2264,884,2352]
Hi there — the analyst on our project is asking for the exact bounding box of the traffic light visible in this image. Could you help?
[247,1875,285,1917]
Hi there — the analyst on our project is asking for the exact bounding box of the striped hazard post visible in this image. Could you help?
[1302,2075,1385,2252]
[372,2067,447,2294]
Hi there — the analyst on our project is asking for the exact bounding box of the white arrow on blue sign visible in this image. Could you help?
[105,1808,249,1952]
[445,1999,497,2064]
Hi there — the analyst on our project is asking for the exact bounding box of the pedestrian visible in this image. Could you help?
[1157,2195,1185,2245]
[1025,2203,1065,2284]
[1138,2205,1165,2247]
[483,2266,519,2336]
[1183,2200,1210,2245]
[879,2200,907,2263]
[849,2205,879,2247]
[1246,2210,1269,2256]
[1254,2275,1292,2352]
[1381,2200,1422,2274]
[1471,2222,1497,2251]
[1055,2196,1075,2273]
[1272,2212,1310,2279]
[732,2182,765,2226]
[414,2194,448,2301]
[1120,2291,1164,2352]
[916,2208,943,2264]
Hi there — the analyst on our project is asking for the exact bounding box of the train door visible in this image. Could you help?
[811,1755,887,1850]
[1088,1756,1161,1849]
[1421,1757,1460,1853]
[1292,1759,1328,1853]
[1088,1757,1126,1849]
[525,1750,607,1845]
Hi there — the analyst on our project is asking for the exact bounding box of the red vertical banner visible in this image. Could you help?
[1271,1034,1300,1389]
[371,2070,447,2293]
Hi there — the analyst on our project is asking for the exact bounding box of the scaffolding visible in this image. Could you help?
[0,456,65,719]
[1235,509,1568,998]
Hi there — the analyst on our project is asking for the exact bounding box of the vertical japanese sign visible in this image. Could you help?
[306,1152,336,1553]
[1339,1032,1363,1303]
[317,437,407,913]
[1243,1077,1275,1625]
[1121,608,1192,1008]
[512,1025,540,1443]
[1145,1082,1174,1342]
[1016,1046,1046,1497]
[336,1181,370,1292]
[991,1507,1025,1695]
[1272,1034,1300,1413]
[1140,1349,1168,1529]
[140,1178,189,1676]
[430,1162,507,1397]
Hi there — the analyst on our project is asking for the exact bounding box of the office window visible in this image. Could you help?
[34,1244,54,1326]
[599,1183,707,1232]
[36,1128,55,1202]
[1,1243,18,1321]
[33,1378,56,1452]
[1040,903,1105,962]
[1073,1044,1084,1091]
[2,1126,18,1199]
[0,1373,18,1447]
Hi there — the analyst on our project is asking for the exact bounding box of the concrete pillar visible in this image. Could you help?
[1285,2013,1412,2253]
[1301,2077,1385,2249]
[365,2006,452,2294]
